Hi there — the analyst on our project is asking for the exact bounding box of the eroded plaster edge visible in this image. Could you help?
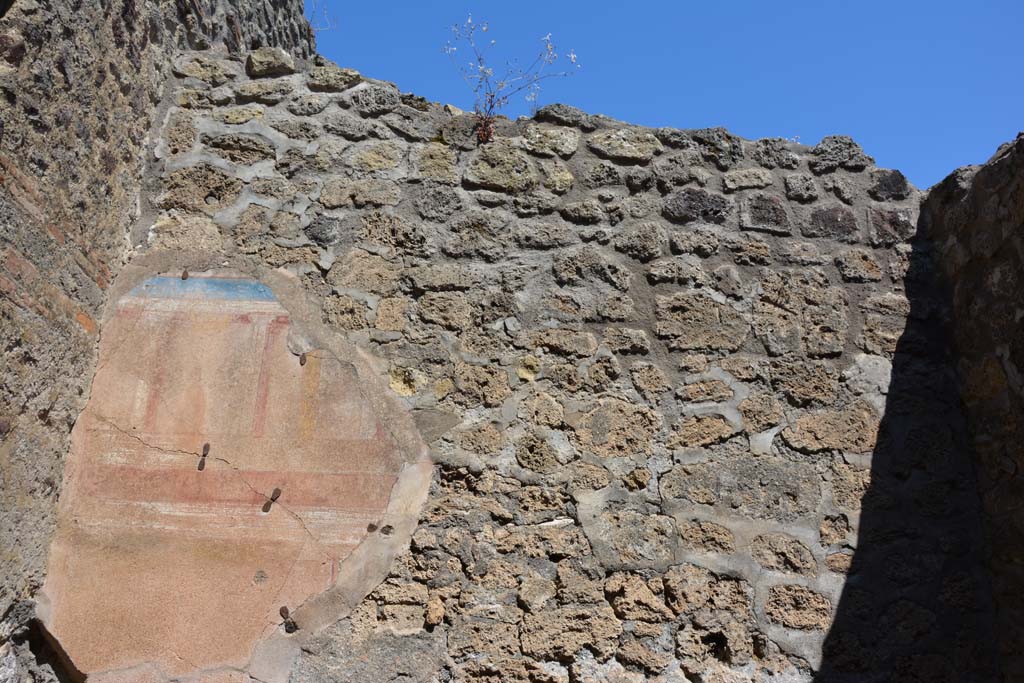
[34,247,436,683]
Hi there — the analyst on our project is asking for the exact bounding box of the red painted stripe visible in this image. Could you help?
[251,315,290,437]
[76,464,398,511]
[141,310,188,431]
[141,365,166,431]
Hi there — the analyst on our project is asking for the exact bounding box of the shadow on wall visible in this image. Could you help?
[814,218,1000,681]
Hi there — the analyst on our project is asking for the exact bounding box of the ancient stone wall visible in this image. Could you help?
[921,135,1024,681]
[83,48,995,682]
[1,3,1018,680]
[0,0,312,624]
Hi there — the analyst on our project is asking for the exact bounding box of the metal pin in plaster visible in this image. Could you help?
[279,605,298,633]
[261,487,283,513]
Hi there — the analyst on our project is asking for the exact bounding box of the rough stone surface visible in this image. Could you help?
[766,585,832,630]
[782,400,879,453]
[587,129,662,164]
[520,606,623,660]
[307,64,361,92]
[246,46,296,77]
[463,139,539,193]
[0,11,1013,682]
[921,134,1024,679]
[750,534,817,576]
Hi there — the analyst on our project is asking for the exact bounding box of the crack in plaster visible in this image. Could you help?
[91,414,337,559]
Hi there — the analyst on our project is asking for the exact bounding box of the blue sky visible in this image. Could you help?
[310,1,1024,189]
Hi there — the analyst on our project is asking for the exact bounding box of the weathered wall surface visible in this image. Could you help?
[0,0,312,628]
[98,49,997,682]
[1,3,1017,681]
[922,135,1024,681]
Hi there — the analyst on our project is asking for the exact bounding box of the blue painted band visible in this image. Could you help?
[129,276,277,302]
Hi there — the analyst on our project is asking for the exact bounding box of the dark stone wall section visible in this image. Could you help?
[921,134,1024,682]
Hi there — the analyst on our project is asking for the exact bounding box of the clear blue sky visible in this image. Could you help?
[310,1,1024,189]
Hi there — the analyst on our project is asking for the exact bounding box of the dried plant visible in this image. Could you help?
[444,15,579,143]
[305,0,338,33]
